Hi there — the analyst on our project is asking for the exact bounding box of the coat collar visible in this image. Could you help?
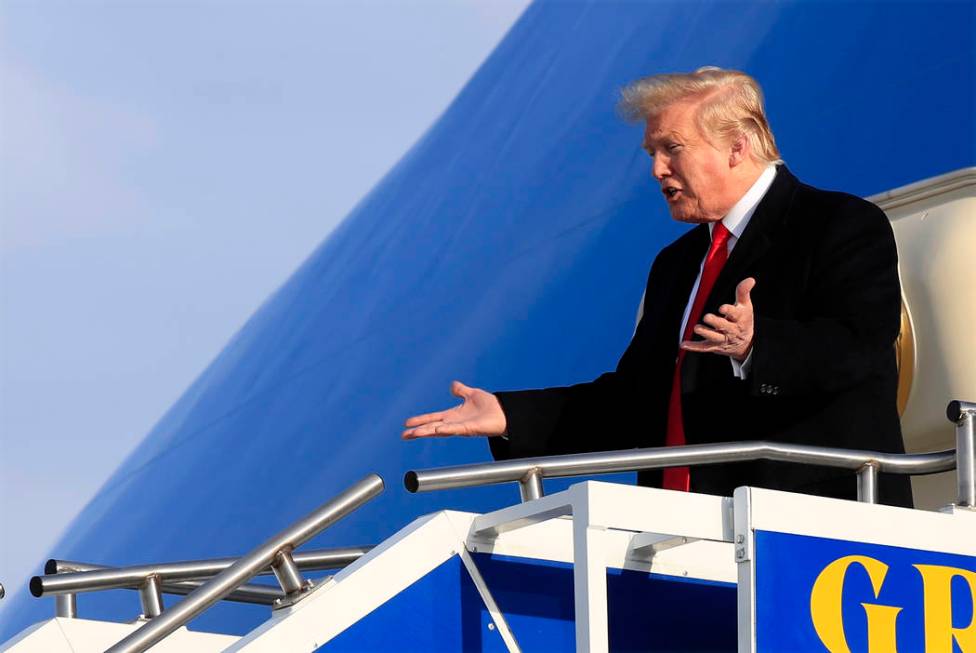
[707,164,798,312]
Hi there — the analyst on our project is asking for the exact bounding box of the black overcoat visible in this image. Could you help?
[491,166,913,508]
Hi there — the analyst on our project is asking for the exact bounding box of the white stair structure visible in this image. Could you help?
[5,398,976,652]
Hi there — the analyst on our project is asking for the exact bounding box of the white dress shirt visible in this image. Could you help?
[678,165,777,379]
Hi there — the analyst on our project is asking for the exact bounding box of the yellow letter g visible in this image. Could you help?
[810,555,901,653]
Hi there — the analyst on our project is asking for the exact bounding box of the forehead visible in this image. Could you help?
[642,101,701,146]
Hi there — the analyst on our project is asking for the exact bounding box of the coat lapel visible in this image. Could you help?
[680,165,799,392]
[709,165,798,308]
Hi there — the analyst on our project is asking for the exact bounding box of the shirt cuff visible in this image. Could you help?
[730,348,754,379]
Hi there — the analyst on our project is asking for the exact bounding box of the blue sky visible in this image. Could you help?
[0,0,528,614]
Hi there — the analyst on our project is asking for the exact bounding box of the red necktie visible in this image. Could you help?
[662,222,731,491]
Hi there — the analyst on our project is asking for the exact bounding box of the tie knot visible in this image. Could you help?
[710,222,731,253]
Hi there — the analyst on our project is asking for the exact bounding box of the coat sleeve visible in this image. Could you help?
[749,196,901,398]
[490,250,676,461]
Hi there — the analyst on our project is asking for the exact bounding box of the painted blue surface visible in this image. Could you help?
[755,530,976,652]
[318,556,509,652]
[474,552,736,651]
[272,552,735,651]
[3,0,974,639]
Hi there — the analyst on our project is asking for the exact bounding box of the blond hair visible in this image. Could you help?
[619,66,782,165]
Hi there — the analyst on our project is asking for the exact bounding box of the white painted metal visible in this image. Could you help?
[744,486,976,556]
[474,483,733,543]
[469,481,736,652]
[5,484,741,653]
[939,503,976,518]
[630,533,694,554]
[577,483,734,543]
[573,520,609,653]
[733,487,757,653]
[472,490,574,537]
[468,513,736,586]
[226,510,475,651]
[0,618,236,653]
[228,481,738,653]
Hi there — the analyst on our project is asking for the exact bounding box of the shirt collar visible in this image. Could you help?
[708,164,778,240]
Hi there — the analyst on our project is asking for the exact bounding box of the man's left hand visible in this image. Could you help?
[681,277,756,361]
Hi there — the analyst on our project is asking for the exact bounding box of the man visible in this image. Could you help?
[403,67,912,508]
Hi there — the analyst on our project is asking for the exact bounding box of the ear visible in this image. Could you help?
[728,134,749,168]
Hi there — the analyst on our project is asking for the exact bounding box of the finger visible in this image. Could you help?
[400,426,433,440]
[701,313,735,332]
[402,421,444,439]
[693,324,727,344]
[680,339,722,353]
[402,427,426,440]
[451,380,474,399]
[736,277,756,306]
[404,410,450,427]
[717,304,740,320]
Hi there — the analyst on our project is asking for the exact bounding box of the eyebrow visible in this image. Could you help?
[642,131,683,152]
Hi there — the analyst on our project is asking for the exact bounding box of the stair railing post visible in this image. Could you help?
[857,461,880,504]
[949,400,976,507]
[519,468,544,502]
[55,593,77,619]
[138,576,164,619]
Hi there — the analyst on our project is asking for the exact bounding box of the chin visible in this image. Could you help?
[668,204,720,224]
[669,210,708,224]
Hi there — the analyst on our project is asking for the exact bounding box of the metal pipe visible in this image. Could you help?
[271,550,305,595]
[33,545,372,598]
[405,441,955,494]
[44,560,284,606]
[857,462,879,504]
[106,473,384,653]
[518,468,544,502]
[55,593,76,619]
[158,579,281,605]
[139,576,163,619]
[948,400,976,507]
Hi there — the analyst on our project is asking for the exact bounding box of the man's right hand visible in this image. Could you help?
[402,380,507,439]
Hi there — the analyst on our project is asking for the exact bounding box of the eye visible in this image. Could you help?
[667,143,682,153]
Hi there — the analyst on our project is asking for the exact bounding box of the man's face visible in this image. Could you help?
[642,100,734,223]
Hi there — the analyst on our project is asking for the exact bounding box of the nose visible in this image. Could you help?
[652,154,670,181]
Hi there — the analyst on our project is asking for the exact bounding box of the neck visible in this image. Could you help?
[733,160,766,196]
[718,160,766,216]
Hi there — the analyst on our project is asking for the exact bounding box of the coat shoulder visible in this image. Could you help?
[792,180,889,229]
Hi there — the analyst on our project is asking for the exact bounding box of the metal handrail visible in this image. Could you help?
[407,399,976,507]
[105,473,384,653]
[34,546,372,601]
[34,545,371,610]
[406,440,954,502]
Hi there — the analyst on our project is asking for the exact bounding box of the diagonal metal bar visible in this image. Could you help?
[106,473,383,653]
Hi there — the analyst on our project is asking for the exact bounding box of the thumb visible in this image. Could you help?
[451,380,473,399]
[736,277,756,305]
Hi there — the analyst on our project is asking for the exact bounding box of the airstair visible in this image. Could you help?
[3,400,974,652]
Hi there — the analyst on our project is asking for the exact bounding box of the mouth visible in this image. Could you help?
[662,186,682,201]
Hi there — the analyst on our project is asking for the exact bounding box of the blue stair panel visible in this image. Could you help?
[472,552,737,652]
[319,556,509,652]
